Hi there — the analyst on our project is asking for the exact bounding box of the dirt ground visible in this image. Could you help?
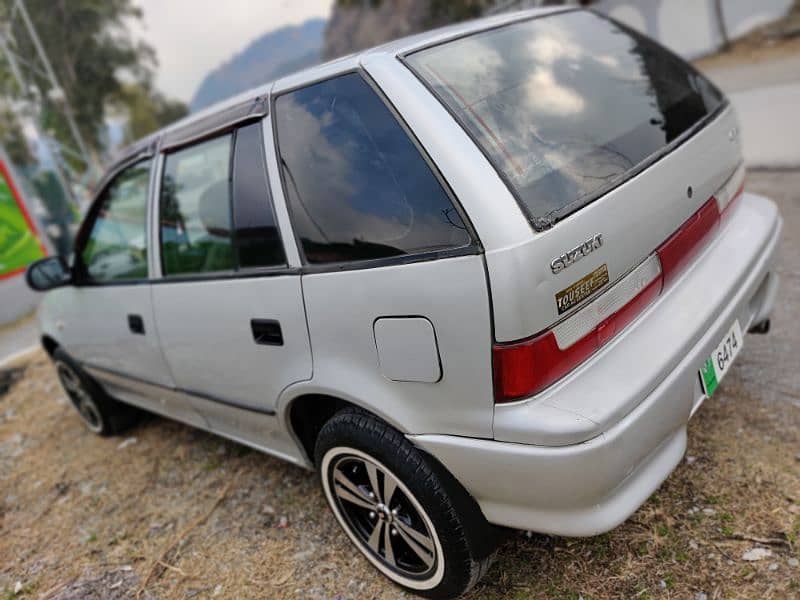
[1,170,799,600]
[693,2,800,75]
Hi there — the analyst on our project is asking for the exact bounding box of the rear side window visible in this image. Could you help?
[160,135,235,275]
[159,123,285,277]
[81,159,151,283]
[232,123,285,269]
[406,10,724,230]
[274,72,472,265]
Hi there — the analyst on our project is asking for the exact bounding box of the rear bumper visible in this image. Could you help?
[411,192,782,536]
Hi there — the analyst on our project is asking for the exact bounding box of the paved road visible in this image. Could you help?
[742,170,800,408]
[0,314,38,367]
[728,83,800,168]
[699,53,800,169]
[700,53,800,92]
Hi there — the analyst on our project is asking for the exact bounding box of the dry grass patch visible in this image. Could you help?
[1,352,797,600]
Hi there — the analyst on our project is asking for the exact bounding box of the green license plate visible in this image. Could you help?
[700,320,743,396]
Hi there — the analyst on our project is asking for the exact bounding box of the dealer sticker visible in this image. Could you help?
[555,264,609,315]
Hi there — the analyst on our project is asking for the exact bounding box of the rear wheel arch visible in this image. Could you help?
[41,335,59,357]
[286,393,414,468]
[287,394,358,466]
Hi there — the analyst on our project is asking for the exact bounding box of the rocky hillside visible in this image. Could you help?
[323,0,488,59]
[191,18,326,112]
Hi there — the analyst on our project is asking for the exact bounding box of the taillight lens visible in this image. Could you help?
[492,164,745,403]
[493,256,662,402]
[656,197,719,288]
[493,330,593,403]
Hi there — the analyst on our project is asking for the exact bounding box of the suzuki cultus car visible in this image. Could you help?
[27,7,781,598]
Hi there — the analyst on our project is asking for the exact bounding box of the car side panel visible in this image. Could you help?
[151,275,312,413]
[283,254,493,438]
[39,285,174,387]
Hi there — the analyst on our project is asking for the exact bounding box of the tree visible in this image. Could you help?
[0,0,149,153]
[0,50,33,166]
[0,106,32,167]
[114,83,188,142]
[0,0,185,160]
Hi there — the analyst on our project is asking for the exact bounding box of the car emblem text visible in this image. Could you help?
[550,234,603,274]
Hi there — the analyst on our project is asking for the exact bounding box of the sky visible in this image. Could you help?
[132,0,333,103]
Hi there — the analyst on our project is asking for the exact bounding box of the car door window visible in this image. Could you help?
[80,159,151,283]
[160,135,234,276]
[274,72,473,265]
[160,125,285,277]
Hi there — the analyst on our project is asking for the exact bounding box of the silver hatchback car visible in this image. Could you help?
[27,7,782,598]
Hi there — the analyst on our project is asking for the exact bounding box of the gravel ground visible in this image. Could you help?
[1,170,798,599]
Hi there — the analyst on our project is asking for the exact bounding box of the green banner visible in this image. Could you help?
[0,162,45,278]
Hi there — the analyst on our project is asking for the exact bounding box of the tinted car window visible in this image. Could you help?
[232,122,285,268]
[81,159,151,282]
[406,10,723,230]
[160,135,234,276]
[274,72,472,264]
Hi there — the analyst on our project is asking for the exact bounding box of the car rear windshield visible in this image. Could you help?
[405,10,724,230]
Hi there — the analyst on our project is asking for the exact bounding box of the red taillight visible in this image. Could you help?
[493,330,594,403]
[493,274,662,402]
[656,198,719,288]
[493,165,742,403]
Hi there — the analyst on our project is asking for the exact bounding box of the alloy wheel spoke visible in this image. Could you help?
[332,455,437,577]
[79,399,95,422]
[365,462,381,503]
[333,469,375,510]
[79,400,91,419]
[383,520,396,567]
[367,519,383,553]
[394,518,434,552]
[395,519,435,567]
[334,483,375,511]
[383,474,397,508]
[60,371,81,393]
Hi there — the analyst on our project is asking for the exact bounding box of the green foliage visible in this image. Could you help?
[0,0,185,163]
[0,106,33,166]
[115,83,188,142]
[0,0,153,152]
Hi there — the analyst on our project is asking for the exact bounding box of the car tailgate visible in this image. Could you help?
[486,104,744,343]
[493,190,782,445]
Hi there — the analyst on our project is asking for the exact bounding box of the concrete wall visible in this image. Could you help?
[594,0,794,60]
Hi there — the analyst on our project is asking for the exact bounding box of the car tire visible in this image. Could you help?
[52,348,141,436]
[315,408,497,599]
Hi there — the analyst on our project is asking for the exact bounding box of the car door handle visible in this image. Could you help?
[251,319,283,346]
[128,314,145,335]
